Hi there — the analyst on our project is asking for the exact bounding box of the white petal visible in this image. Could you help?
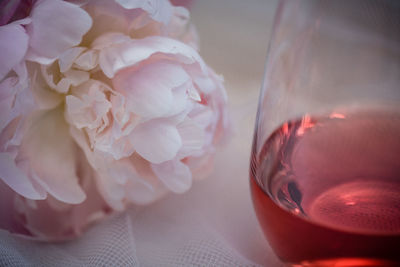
[30,65,64,109]
[112,61,189,118]
[0,114,25,153]
[115,0,173,25]
[193,75,216,94]
[189,104,213,129]
[0,153,44,199]
[58,47,86,73]
[65,0,90,6]
[20,108,86,204]
[125,177,156,204]
[0,77,18,130]
[0,24,29,80]
[68,126,98,169]
[54,78,72,94]
[74,49,99,71]
[165,81,191,117]
[151,159,191,193]
[98,36,206,78]
[66,95,92,128]
[187,82,201,101]
[66,80,112,131]
[0,64,35,132]
[25,0,92,64]
[95,171,125,211]
[131,120,182,163]
[114,0,147,9]
[55,69,90,93]
[176,118,205,159]
[64,69,90,86]
[91,32,132,50]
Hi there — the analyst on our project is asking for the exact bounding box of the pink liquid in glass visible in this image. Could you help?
[250,110,400,266]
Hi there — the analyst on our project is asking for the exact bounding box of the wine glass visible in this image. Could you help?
[250,0,400,266]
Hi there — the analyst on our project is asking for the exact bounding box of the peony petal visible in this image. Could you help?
[65,0,90,6]
[125,177,156,204]
[97,35,206,78]
[20,108,86,204]
[0,63,35,133]
[74,49,99,71]
[91,32,132,50]
[66,80,112,133]
[0,77,18,131]
[131,120,182,163]
[189,104,214,129]
[187,81,201,101]
[112,61,190,118]
[176,118,205,159]
[168,6,199,50]
[58,47,86,73]
[55,69,90,93]
[151,159,191,193]
[29,64,64,109]
[0,23,28,80]
[166,81,191,117]
[68,126,99,170]
[66,95,93,128]
[25,0,92,64]
[115,0,173,25]
[95,172,125,210]
[0,153,44,199]
[92,159,139,210]
[0,114,25,153]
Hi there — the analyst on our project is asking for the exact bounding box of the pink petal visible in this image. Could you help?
[131,120,182,164]
[98,35,206,78]
[19,108,86,204]
[29,64,64,109]
[176,118,205,159]
[115,0,173,25]
[168,6,199,50]
[0,153,44,199]
[0,23,28,80]
[68,126,99,170]
[58,47,86,73]
[25,0,92,64]
[91,32,132,51]
[0,77,18,130]
[151,159,191,193]
[112,61,190,118]
[0,64,35,133]
[74,49,98,71]
[65,0,90,6]
[189,104,214,129]
[103,158,157,204]
[125,177,156,204]
[55,69,90,93]
[166,81,191,117]
[95,171,125,210]
[187,81,201,101]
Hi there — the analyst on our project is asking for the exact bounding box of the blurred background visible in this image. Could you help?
[189,0,281,265]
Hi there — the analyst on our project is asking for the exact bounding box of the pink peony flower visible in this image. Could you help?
[0,0,228,240]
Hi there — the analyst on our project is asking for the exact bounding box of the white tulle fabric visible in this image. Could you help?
[0,213,261,267]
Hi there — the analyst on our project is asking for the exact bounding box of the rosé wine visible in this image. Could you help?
[250,110,400,266]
